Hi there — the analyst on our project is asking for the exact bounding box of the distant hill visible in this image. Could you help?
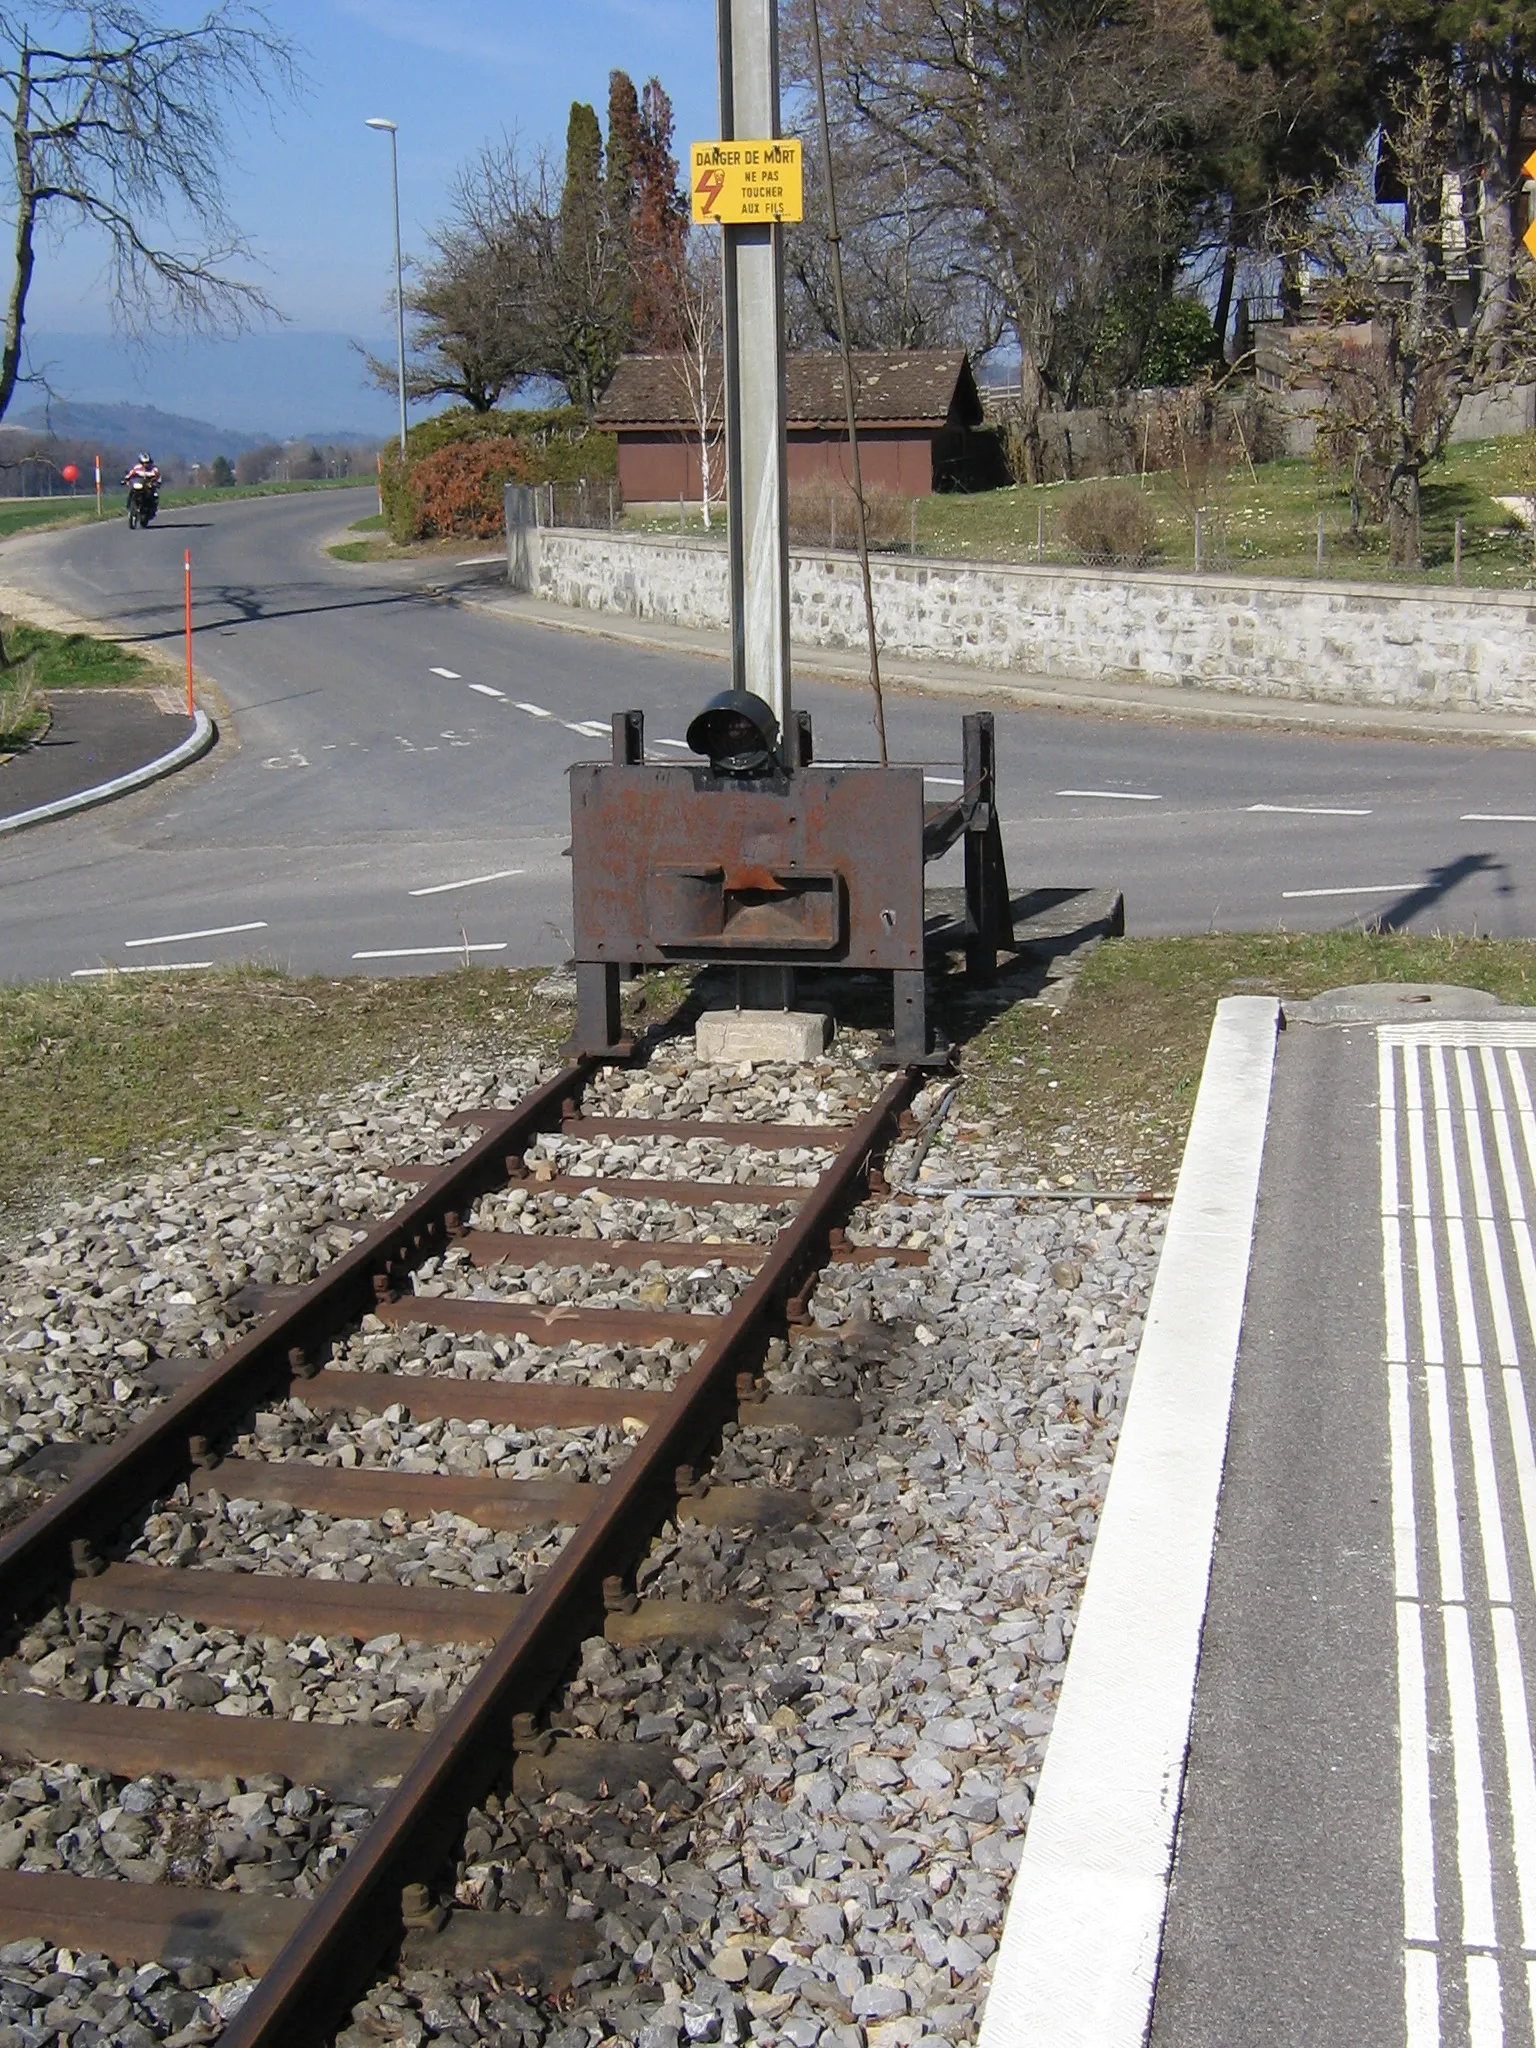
[9,401,267,464]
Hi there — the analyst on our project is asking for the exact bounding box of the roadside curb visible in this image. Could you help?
[453,588,1536,745]
[976,994,1281,2048]
[0,706,216,837]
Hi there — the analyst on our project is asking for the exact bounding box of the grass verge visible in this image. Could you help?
[952,930,1536,1192]
[3,937,1533,1224]
[626,434,1536,589]
[0,615,156,750]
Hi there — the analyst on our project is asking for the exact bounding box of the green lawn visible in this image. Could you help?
[0,616,156,751]
[625,435,1536,589]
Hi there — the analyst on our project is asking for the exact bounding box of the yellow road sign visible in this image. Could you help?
[690,140,804,224]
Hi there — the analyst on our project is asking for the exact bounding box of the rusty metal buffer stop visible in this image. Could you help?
[568,698,1013,1064]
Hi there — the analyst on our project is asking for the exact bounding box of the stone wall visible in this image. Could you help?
[504,503,1536,714]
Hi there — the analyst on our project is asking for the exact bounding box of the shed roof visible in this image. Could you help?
[595,348,980,431]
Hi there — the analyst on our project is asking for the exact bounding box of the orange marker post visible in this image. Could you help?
[94,454,102,519]
[183,550,194,716]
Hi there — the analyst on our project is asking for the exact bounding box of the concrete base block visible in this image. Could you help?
[695,1009,831,1064]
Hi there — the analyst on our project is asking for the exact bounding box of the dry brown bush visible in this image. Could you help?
[787,474,910,549]
[1057,483,1158,564]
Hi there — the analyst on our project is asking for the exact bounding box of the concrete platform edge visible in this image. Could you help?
[976,995,1281,2048]
[0,706,215,836]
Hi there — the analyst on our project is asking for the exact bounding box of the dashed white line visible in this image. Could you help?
[925,775,965,787]
[1491,1604,1536,1949]
[72,961,213,978]
[352,943,509,959]
[1462,813,1536,822]
[468,683,506,699]
[565,720,612,738]
[456,556,503,567]
[514,701,552,718]
[1281,884,1417,898]
[1425,1367,1464,1602]
[1403,1948,1440,2048]
[1442,1603,1498,1950]
[429,667,461,680]
[1248,803,1372,815]
[123,920,267,948]
[1054,788,1161,802]
[1396,1601,1438,1943]
[408,868,525,898]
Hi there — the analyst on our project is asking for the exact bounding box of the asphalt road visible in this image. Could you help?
[3,488,1536,983]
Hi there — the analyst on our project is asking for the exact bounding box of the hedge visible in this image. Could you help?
[380,406,617,541]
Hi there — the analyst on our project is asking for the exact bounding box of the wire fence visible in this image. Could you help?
[532,479,624,530]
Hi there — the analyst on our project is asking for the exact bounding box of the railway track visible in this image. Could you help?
[0,1041,932,2044]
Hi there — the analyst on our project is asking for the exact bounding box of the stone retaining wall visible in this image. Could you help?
[504,503,1536,714]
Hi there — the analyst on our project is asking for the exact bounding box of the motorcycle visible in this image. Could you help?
[125,476,159,528]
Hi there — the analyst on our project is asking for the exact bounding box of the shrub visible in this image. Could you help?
[1057,482,1158,565]
[381,409,619,541]
[399,440,532,541]
[787,474,911,549]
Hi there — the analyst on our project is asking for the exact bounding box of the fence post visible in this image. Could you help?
[1036,500,1045,564]
[830,499,837,551]
[910,500,916,557]
[1454,517,1464,585]
[679,492,685,535]
[1194,508,1204,573]
[1316,511,1325,575]
[609,484,615,531]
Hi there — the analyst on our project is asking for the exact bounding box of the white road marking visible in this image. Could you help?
[1456,1052,1517,1366]
[1054,788,1161,802]
[1506,1372,1536,1605]
[1463,813,1536,822]
[925,775,965,787]
[468,683,506,699]
[514,701,552,718]
[352,944,509,959]
[72,961,213,977]
[1247,803,1372,815]
[651,738,694,750]
[1442,1603,1498,1949]
[1281,884,1418,898]
[1403,1949,1440,2048]
[1389,1363,1419,1598]
[123,921,267,949]
[455,555,503,566]
[1492,1603,1536,1948]
[429,667,461,679]
[1396,1600,1438,1940]
[1405,1049,1445,1364]
[1464,1954,1502,2045]
[1383,1042,1409,1364]
[1430,1048,1480,1363]
[565,720,611,738]
[408,869,525,897]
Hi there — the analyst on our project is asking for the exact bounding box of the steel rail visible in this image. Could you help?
[219,1064,921,2048]
[0,1058,593,1615]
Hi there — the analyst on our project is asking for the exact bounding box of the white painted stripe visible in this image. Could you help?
[123,920,267,948]
[1247,802,1372,815]
[1383,1043,1409,1364]
[1281,884,1419,898]
[1431,1050,1481,1363]
[1443,1603,1498,1949]
[1383,1023,1536,1047]
[1463,812,1536,822]
[407,869,525,898]
[1502,1372,1536,1605]
[925,775,965,786]
[468,683,506,699]
[429,667,460,679]
[565,720,611,737]
[351,944,509,959]
[1464,1369,1511,1603]
[1397,1601,1438,1943]
[1054,788,1161,802]
[1464,1953,1502,2047]
[1406,1049,1445,1363]
[1403,1949,1440,2048]
[1389,1362,1419,1600]
[1426,1367,1465,1603]
[651,738,694,750]
[976,998,1278,2048]
[1492,1604,1536,1950]
[455,555,503,566]
[1417,1215,1445,1366]
[71,961,213,977]
[1455,1052,1518,1363]
[513,701,552,717]
[1482,1047,1527,1222]
[1505,1050,1536,1211]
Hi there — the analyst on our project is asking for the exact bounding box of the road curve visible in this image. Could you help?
[1,489,1533,984]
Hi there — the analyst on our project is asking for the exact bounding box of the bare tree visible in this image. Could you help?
[1290,64,1536,566]
[652,230,724,525]
[0,1,300,424]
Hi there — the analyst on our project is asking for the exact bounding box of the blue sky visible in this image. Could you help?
[22,0,721,431]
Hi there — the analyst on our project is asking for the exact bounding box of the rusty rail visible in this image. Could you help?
[0,1051,921,2046]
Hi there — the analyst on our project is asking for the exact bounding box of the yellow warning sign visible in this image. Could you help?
[1523,148,1536,258]
[690,140,804,224]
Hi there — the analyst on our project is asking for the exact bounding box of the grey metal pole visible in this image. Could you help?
[717,0,791,728]
[367,119,408,456]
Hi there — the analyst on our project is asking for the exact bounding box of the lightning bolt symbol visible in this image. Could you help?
[696,166,726,219]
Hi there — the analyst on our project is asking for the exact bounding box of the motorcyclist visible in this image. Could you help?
[124,452,160,493]
[123,451,160,527]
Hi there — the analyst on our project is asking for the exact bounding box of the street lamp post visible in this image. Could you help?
[366,116,407,455]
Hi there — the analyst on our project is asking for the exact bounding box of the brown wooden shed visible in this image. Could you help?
[595,348,995,502]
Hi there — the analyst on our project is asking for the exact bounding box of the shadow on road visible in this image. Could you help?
[1374,851,1512,931]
